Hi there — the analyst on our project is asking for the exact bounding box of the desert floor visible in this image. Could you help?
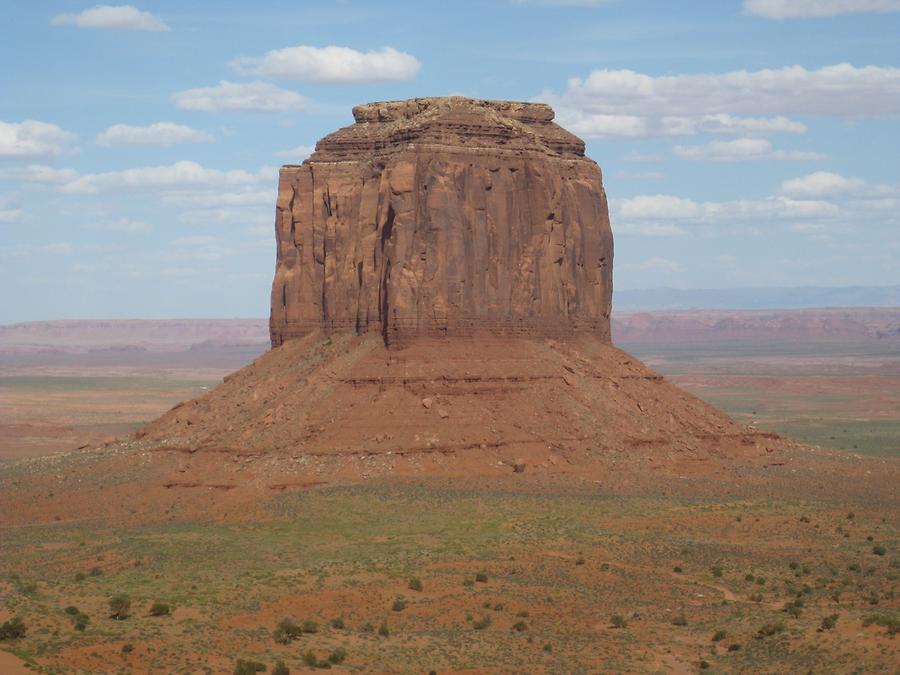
[0,337,897,673]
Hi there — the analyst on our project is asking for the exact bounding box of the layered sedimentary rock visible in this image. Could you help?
[269,97,613,346]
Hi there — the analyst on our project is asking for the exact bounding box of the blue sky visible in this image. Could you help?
[1,0,898,322]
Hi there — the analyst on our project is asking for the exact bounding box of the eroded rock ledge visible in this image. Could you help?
[270,96,613,346]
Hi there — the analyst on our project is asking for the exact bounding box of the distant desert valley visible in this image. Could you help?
[1,308,898,673]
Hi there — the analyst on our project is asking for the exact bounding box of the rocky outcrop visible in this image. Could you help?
[269,97,613,346]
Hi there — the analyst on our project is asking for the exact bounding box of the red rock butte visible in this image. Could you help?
[269,96,613,346]
[132,97,791,486]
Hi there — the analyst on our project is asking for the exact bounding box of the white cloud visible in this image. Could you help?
[673,137,827,161]
[555,110,807,140]
[51,4,170,32]
[614,194,840,223]
[0,120,77,158]
[97,122,214,147]
[744,0,900,18]
[58,160,271,194]
[781,171,866,197]
[85,218,152,233]
[274,144,315,160]
[543,64,900,140]
[174,81,309,113]
[618,195,702,220]
[230,45,420,83]
[0,164,80,184]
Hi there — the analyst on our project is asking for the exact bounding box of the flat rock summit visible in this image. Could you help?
[270,96,612,345]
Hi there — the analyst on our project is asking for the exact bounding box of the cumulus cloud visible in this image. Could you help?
[673,138,827,161]
[541,64,900,138]
[781,171,867,197]
[58,160,271,194]
[174,81,309,113]
[744,0,900,18]
[555,110,807,140]
[0,120,77,158]
[274,144,315,160]
[96,122,214,146]
[0,165,80,184]
[51,4,170,31]
[230,45,420,83]
[613,193,840,225]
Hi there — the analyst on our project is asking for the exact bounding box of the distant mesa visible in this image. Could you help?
[269,96,613,346]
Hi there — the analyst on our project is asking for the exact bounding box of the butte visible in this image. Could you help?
[138,97,791,492]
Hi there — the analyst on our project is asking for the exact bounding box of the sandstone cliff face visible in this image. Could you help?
[269,97,613,346]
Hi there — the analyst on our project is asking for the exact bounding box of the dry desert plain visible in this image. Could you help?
[0,310,898,673]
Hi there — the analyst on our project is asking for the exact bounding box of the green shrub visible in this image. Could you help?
[89,567,102,577]
[473,615,492,630]
[361,621,374,633]
[475,572,488,583]
[756,622,786,638]
[750,593,763,603]
[512,620,527,632]
[0,617,26,640]
[712,629,727,642]
[108,594,131,620]
[711,565,723,578]
[330,616,345,629]
[301,619,319,634]
[302,651,318,667]
[745,573,755,582]
[272,618,302,644]
[820,614,839,631]
[673,566,683,573]
[611,614,627,629]
[727,643,741,652]
[74,572,86,582]
[122,643,134,654]
[575,557,585,565]
[543,643,552,653]
[392,597,407,612]
[378,621,390,637]
[672,612,688,626]
[328,647,347,664]
[862,613,900,636]
[149,602,170,617]
[74,613,89,632]
[463,579,474,587]
[873,545,887,556]
[408,577,423,592]
[783,598,804,618]
[516,610,529,618]
[272,661,290,675]
[234,659,266,675]
[64,605,80,615]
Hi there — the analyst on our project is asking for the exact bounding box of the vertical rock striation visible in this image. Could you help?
[269,97,613,346]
